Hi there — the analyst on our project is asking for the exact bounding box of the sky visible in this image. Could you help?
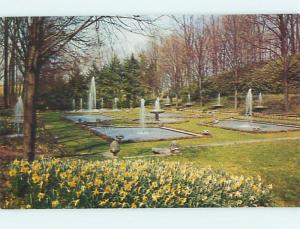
[95,15,177,59]
[0,16,175,84]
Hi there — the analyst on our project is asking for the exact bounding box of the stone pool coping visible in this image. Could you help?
[199,117,300,133]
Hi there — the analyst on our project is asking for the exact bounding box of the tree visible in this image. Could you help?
[3,17,9,108]
[246,15,298,112]
[123,54,142,105]
[17,16,154,161]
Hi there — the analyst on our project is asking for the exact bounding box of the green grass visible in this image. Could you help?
[164,141,300,207]
[40,112,109,157]
[39,110,300,206]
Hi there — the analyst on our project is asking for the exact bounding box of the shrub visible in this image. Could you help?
[0,118,16,135]
[3,158,273,208]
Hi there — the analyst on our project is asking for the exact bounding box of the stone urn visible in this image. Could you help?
[110,140,120,156]
[110,135,124,156]
[169,141,180,154]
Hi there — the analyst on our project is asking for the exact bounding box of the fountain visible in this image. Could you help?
[258,92,262,106]
[113,97,119,110]
[175,94,179,110]
[88,76,97,111]
[211,90,299,132]
[185,93,193,107]
[254,92,267,112]
[72,99,75,111]
[129,100,133,110]
[245,89,253,116]
[88,93,92,110]
[14,96,24,135]
[150,97,165,121]
[211,93,224,109]
[79,98,83,111]
[100,98,104,110]
[165,96,172,107]
[139,99,146,131]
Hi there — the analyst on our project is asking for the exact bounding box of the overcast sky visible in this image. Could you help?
[94,15,177,59]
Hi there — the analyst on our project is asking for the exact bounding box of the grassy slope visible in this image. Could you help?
[165,141,300,207]
[40,110,300,206]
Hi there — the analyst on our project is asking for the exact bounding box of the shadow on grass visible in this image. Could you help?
[73,141,107,153]
[41,113,109,156]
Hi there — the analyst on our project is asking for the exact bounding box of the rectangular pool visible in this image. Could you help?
[214,119,300,132]
[91,126,195,142]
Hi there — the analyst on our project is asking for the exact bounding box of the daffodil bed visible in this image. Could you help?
[3,158,273,208]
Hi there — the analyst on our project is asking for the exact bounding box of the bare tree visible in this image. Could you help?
[221,15,244,110]
[192,16,207,108]
[246,15,296,112]
[16,16,154,161]
[3,18,9,108]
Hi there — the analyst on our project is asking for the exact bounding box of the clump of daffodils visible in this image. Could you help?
[3,158,273,208]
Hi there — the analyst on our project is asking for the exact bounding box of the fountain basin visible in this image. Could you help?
[212,119,300,132]
[90,126,200,142]
[65,114,112,123]
[133,118,188,124]
[150,110,165,121]
[146,112,184,118]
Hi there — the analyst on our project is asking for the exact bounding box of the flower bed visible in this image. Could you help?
[3,158,272,208]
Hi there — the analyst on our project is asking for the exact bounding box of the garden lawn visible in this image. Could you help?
[40,112,109,157]
[40,111,300,206]
[164,140,300,207]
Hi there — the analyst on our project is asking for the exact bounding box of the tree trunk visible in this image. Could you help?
[234,88,238,110]
[23,18,41,161]
[283,56,289,113]
[198,77,202,108]
[9,45,16,104]
[279,15,289,113]
[234,68,238,110]
[3,17,9,108]
[10,18,17,101]
[296,15,300,52]
[290,15,296,54]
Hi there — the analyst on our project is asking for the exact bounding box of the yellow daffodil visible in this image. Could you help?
[8,169,17,177]
[152,193,160,202]
[98,199,109,207]
[51,200,59,208]
[20,166,30,174]
[104,185,112,194]
[32,173,41,184]
[73,199,80,207]
[124,183,132,192]
[235,191,242,198]
[68,180,76,188]
[131,203,137,208]
[37,192,45,201]
[76,190,82,198]
[92,189,99,196]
